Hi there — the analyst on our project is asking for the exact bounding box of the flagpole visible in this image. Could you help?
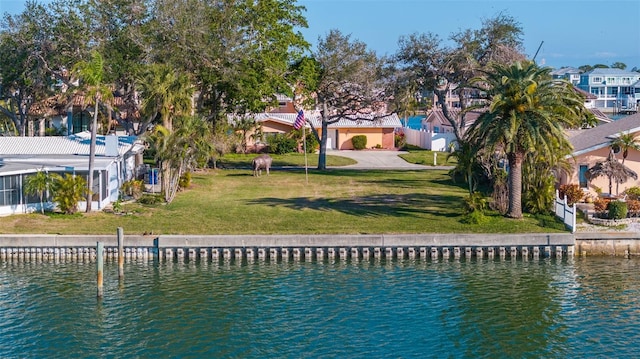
[303,124,308,184]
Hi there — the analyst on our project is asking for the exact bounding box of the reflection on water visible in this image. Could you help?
[1,257,640,358]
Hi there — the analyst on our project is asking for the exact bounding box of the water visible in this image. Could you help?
[401,115,424,130]
[2,257,640,358]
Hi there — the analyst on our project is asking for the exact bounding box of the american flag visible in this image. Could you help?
[293,110,305,130]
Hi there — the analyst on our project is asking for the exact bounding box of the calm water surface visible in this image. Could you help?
[1,257,640,358]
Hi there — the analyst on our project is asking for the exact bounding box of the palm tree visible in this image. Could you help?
[138,64,193,132]
[466,60,586,218]
[73,51,113,212]
[610,131,640,193]
[585,150,638,195]
[146,116,214,203]
[611,131,640,165]
[23,168,54,214]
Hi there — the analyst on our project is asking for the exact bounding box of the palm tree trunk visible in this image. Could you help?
[507,152,523,219]
[86,100,99,212]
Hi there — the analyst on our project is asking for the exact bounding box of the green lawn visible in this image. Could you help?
[398,147,457,166]
[1,168,566,235]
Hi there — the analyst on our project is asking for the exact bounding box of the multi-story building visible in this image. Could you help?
[551,67,581,85]
[577,68,640,113]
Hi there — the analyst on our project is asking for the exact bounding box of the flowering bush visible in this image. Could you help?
[558,184,584,205]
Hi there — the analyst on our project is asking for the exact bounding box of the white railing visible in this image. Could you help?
[555,190,576,233]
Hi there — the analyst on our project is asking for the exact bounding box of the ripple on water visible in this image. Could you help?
[2,258,640,358]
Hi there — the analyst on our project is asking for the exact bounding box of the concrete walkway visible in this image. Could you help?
[327,149,453,170]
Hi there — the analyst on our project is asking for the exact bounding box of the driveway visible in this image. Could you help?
[327,150,453,170]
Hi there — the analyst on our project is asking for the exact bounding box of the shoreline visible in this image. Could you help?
[1,232,638,257]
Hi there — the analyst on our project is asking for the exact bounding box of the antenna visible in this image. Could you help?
[533,41,544,62]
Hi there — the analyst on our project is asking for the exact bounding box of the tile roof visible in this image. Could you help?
[569,112,640,156]
[0,132,140,157]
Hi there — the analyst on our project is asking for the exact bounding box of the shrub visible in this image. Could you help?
[594,198,610,214]
[179,171,192,189]
[304,132,319,153]
[138,194,164,205]
[51,173,87,214]
[627,200,640,217]
[351,135,367,150]
[608,200,628,220]
[267,133,297,154]
[461,210,487,225]
[395,132,406,149]
[463,192,487,214]
[121,179,145,199]
[624,186,640,200]
[558,184,584,205]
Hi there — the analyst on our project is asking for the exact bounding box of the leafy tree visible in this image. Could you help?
[466,61,586,219]
[611,62,627,70]
[394,13,525,143]
[24,168,55,214]
[73,51,113,212]
[0,1,56,136]
[145,0,308,123]
[294,30,392,170]
[51,173,87,214]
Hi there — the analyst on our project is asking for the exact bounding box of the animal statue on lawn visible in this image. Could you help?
[252,154,272,177]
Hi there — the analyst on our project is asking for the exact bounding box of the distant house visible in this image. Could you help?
[562,112,640,195]
[253,111,402,150]
[577,68,640,113]
[0,132,145,216]
[551,67,581,85]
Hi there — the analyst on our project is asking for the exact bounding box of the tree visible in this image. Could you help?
[146,116,214,203]
[0,1,56,136]
[394,13,526,144]
[611,62,627,70]
[611,132,640,166]
[24,168,55,214]
[137,63,193,132]
[610,132,640,193]
[466,61,586,219]
[145,0,308,123]
[295,30,392,170]
[73,51,113,212]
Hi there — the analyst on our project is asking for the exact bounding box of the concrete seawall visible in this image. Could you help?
[1,232,639,260]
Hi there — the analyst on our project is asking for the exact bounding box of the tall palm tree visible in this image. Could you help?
[23,168,54,214]
[466,60,586,218]
[73,51,113,212]
[138,64,194,132]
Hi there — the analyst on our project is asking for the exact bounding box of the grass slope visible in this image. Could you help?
[0,168,566,235]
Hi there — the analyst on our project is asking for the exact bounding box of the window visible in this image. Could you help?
[607,77,616,84]
[592,77,602,83]
[0,175,19,206]
[579,165,588,188]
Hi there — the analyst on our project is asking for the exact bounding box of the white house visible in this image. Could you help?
[577,68,640,113]
[0,132,145,216]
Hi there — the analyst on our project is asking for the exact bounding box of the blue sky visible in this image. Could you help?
[2,0,639,70]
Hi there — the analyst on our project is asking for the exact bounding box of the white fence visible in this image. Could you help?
[555,190,576,233]
[402,127,457,151]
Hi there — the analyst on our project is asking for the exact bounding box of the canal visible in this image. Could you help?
[1,257,639,358]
